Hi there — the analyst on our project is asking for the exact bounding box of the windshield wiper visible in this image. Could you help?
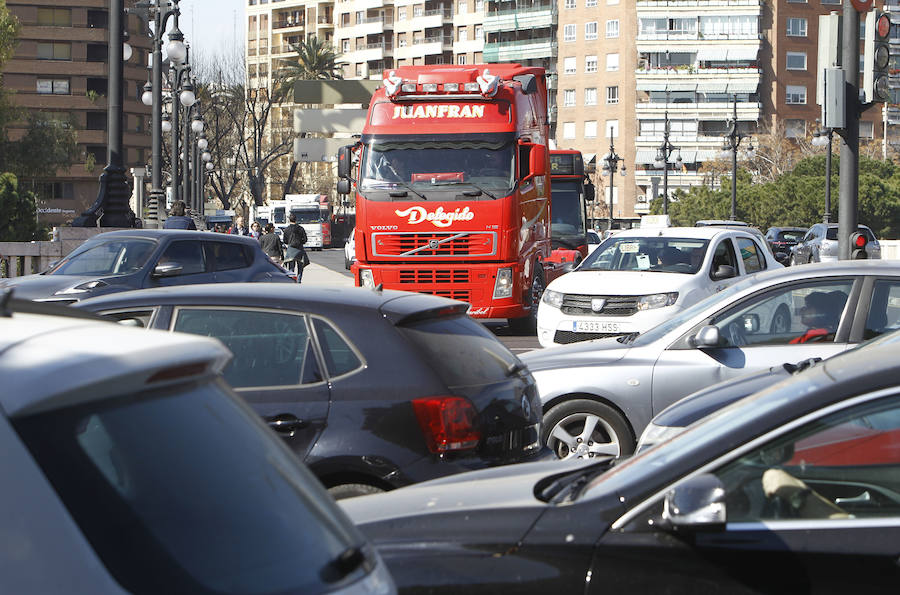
[616,332,639,344]
[387,181,427,200]
[430,180,498,199]
[327,545,367,580]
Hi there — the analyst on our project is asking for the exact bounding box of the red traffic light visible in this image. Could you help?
[851,232,868,248]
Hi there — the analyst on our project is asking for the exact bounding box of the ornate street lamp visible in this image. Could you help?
[653,110,682,215]
[720,98,754,221]
[600,127,627,233]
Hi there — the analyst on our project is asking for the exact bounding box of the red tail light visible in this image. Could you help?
[412,396,481,453]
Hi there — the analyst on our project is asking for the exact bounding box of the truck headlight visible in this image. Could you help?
[636,292,678,311]
[360,268,375,289]
[493,267,513,299]
[541,289,564,309]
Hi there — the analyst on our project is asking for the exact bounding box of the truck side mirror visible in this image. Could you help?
[337,179,351,195]
[528,144,547,178]
[584,180,595,202]
[337,145,352,179]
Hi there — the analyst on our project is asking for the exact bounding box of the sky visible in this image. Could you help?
[177,0,246,58]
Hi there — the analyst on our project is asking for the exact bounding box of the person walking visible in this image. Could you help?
[249,221,263,240]
[259,223,284,265]
[282,213,308,283]
[228,215,249,236]
[163,200,197,230]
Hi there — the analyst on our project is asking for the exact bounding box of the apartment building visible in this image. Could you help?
[3,1,151,227]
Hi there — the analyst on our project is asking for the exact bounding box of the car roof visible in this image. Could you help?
[0,310,231,418]
[695,219,750,226]
[85,229,261,246]
[610,226,759,240]
[76,283,468,324]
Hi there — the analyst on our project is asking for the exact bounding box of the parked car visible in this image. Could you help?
[537,225,781,347]
[524,260,900,457]
[0,293,395,594]
[77,284,545,498]
[0,229,294,304]
[344,227,357,270]
[791,223,882,264]
[764,226,808,266]
[344,335,900,594]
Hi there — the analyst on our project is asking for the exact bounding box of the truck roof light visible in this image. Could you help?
[477,69,499,97]
[443,83,459,92]
[464,82,480,92]
[383,70,403,96]
[401,83,417,93]
[422,83,438,92]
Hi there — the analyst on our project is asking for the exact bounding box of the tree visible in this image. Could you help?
[0,173,42,241]
[274,36,343,101]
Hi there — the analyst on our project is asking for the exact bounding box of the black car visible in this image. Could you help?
[0,229,294,303]
[77,284,545,498]
[765,226,807,265]
[343,337,900,593]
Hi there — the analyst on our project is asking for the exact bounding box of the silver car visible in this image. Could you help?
[790,223,881,264]
[521,260,900,459]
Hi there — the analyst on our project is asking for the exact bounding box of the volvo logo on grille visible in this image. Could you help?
[591,298,607,312]
[428,239,440,249]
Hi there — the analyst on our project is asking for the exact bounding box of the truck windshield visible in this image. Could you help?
[291,208,322,224]
[550,179,586,249]
[359,133,516,199]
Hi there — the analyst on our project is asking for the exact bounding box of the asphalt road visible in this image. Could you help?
[307,247,542,355]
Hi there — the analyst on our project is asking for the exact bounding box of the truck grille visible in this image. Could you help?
[422,289,472,301]
[554,330,627,344]
[561,294,640,317]
[372,232,496,257]
[399,269,471,284]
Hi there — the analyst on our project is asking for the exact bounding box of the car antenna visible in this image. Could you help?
[0,288,12,317]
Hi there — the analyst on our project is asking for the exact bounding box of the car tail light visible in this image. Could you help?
[412,396,481,453]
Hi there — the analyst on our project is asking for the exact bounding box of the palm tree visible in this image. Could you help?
[275,36,343,101]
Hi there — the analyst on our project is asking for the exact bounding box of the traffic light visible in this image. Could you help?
[850,231,869,260]
[864,10,892,104]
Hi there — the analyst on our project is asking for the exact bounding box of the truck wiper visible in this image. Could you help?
[387,181,427,200]
[430,180,498,199]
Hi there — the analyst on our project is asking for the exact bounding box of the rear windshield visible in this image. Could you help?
[825,227,874,241]
[777,231,805,242]
[13,382,366,594]
[398,315,523,387]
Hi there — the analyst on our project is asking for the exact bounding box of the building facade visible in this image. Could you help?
[4,0,151,227]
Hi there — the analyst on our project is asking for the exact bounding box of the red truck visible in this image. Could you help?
[545,149,595,273]
[337,64,551,331]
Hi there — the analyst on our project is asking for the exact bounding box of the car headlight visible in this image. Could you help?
[541,289,564,309]
[56,279,109,295]
[359,268,375,289]
[636,292,678,311]
[636,422,685,453]
[493,267,513,299]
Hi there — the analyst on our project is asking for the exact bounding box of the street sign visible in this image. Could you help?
[293,109,368,134]
[292,80,380,105]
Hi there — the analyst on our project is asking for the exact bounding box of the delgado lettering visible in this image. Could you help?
[392,104,485,120]
[395,206,475,228]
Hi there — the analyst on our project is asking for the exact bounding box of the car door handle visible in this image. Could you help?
[266,414,308,436]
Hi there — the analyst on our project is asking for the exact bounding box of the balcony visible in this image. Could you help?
[344,41,393,63]
[484,6,555,32]
[636,100,761,122]
[273,19,305,30]
[637,0,761,6]
[483,38,557,62]
[352,15,394,36]
[407,8,452,30]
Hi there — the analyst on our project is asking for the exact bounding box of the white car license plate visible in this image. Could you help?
[573,320,621,333]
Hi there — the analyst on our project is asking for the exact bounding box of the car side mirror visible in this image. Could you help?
[711,264,736,281]
[152,262,183,278]
[691,325,721,348]
[662,474,727,532]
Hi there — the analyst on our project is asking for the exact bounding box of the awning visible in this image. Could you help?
[675,150,698,164]
[727,80,760,93]
[697,81,729,93]
[667,81,698,92]
[634,150,659,164]
[636,80,668,91]
[696,150,720,162]
[636,45,678,54]
[696,47,728,61]
[727,47,760,61]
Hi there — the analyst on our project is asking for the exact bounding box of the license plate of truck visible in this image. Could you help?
[573,320,621,333]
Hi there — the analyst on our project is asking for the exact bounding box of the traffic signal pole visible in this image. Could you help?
[838,0,861,261]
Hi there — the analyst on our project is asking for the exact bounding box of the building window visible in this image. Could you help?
[586,0,597,6]
[563,89,575,107]
[585,87,597,105]
[586,55,598,73]
[86,43,108,62]
[565,0,576,8]
[37,7,72,26]
[475,25,483,40]
[585,22,598,40]
[86,9,108,29]
[564,24,576,42]
[786,85,807,104]
[458,26,467,42]
[458,0,467,14]
[36,78,70,95]
[86,111,106,130]
[475,0,484,11]
[786,52,807,71]
[584,120,597,138]
[785,119,805,138]
[563,121,575,139]
[413,5,423,17]
[457,54,466,65]
[606,85,618,104]
[605,53,618,71]
[398,8,406,21]
[342,39,349,52]
[564,56,576,74]
[36,42,71,60]
[786,18,807,37]
[36,182,74,200]
[606,19,619,38]
[860,121,875,138]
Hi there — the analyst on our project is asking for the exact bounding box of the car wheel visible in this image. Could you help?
[543,399,634,459]
[344,254,351,270]
[327,483,385,500]
[770,304,791,334]
[508,267,545,335]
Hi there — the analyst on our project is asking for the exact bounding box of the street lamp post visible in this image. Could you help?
[812,121,833,223]
[720,98,754,221]
[653,110,681,215]
[171,49,194,205]
[600,127,627,233]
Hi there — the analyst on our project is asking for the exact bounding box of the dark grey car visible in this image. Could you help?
[0,229,294,303]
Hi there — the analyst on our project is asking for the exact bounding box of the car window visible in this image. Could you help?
[711,280,854,347]
[737,238,765,274]
[12,382,363,594]
[865,280,900,340]
[778,230,804,242]
[311,317,363,377]
[709,239,738,277]
[172,308,324,388]
[47,239,156,276]
[712,394,900,522]
[158,240,207,275]
[210,241,251,272]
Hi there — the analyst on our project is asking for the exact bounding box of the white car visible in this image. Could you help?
[537,226,783,347]
[344,227,356,270]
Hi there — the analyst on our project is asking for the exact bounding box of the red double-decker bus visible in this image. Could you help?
[337,64,551,331]
[546,150,595,272]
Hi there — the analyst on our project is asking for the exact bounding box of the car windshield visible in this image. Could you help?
[359,133,515,199]
[580,236,709,274]
[777,230,805,242]
[13,382,365,594]
[46,239,156,276]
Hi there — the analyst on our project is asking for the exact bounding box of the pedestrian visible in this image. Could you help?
[249,221,263,240]
[282,213,309,283]
[163,200,197,230]
[259,223,284,265]
[228,215,249,236]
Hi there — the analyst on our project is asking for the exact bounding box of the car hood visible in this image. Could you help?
[0,274,101,300]
[342,458,592,543]
[521,337,630,372]
[549,269,696,295]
